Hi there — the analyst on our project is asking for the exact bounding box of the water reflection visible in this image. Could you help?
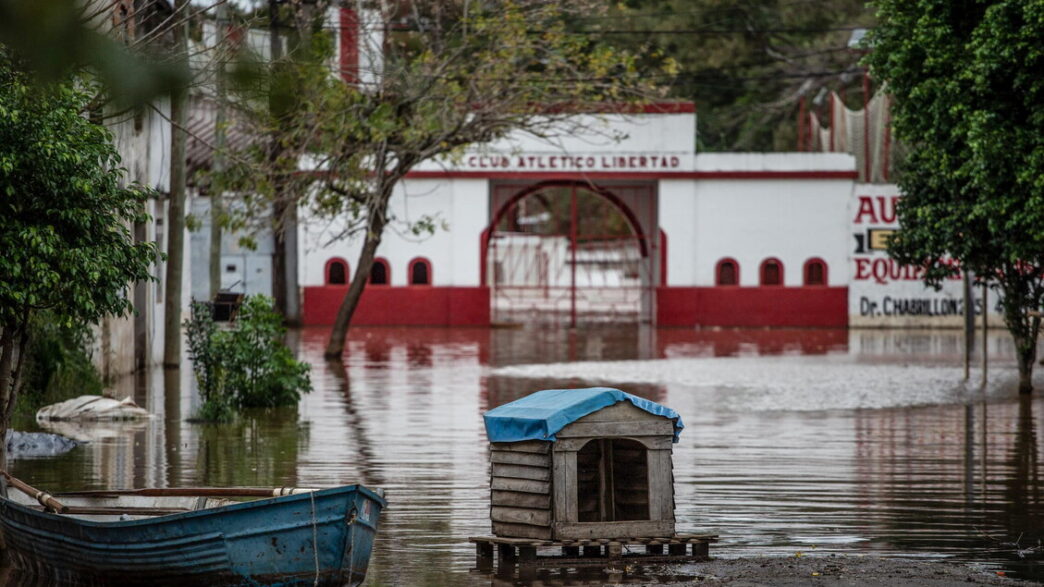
[193,410,305,487]
[3,326,1044,586]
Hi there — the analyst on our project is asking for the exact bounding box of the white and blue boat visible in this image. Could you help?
[0,479,385,586]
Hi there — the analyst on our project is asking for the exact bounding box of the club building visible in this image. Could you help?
[296,103,982,329]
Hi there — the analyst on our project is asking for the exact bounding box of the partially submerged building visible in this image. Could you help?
[95,0,182,376]
[179,6,993,332]
[298,95,992,330]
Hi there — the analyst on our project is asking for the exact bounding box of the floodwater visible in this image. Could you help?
[4,326,1044,585]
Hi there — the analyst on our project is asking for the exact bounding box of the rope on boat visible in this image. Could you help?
[345,509,356,587]
[310,489,320,587]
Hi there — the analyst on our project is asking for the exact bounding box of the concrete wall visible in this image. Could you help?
[412,109,697,174]
[93,98,180,377]
[300,178,488,287]
[656,153,854,328]
[189,195,275,302]
[689,173,853,288]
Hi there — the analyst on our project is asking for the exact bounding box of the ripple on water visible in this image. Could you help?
[5,327,1044,585]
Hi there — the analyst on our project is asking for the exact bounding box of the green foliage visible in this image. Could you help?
[0,49,158,441]
[185,301,223,418]
[867,0,1044,391]
[0,50,158,330]
[214,2,674,352]
[185,296,312,422]
[13,312,104,421]
[603,0,874,150]
[219,0,671,244]
[0,0,189,106]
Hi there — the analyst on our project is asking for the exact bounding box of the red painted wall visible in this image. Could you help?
[339,9,359,83]
[303,286,490,326]
[657,286,848,327]
[306,285,844,327]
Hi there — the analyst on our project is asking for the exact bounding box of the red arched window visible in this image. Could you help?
[803,258,828,286]
[325,258,349,285]
[715,258,739,286]
[369,257,390,285]
[408,257,432,285]
[759,258,784,286]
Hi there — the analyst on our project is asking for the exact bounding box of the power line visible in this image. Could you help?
[563,26,865,35]
[308,23,866,36]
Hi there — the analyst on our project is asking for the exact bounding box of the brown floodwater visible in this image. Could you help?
[4,326,1044,585]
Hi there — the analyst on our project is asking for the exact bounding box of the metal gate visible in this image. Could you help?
[486,182,657,326]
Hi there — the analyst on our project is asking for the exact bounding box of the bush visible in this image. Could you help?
[13,312,104,422]
[185,295,312,422]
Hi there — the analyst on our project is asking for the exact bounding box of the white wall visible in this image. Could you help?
[659,179,699,286]
[691,179,852,287]
[300,178,488,287]
[94,97,175,376]
[694,152,854,173]
[660,153,855,287]
[414,112,697,173]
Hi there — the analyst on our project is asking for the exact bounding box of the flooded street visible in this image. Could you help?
[5,326,1044,585]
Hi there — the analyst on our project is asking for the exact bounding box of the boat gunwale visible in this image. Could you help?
[0,484,387,530]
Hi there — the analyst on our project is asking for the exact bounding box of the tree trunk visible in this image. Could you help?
[999,272,1041,395]
[6,319,30,427]
[272,195,288,316]
[209,193,223,299]
[209,0,227,301]
[0,313,29,471]
[1015,326,1039,394]
[0,326,14,470]
[268,0,289,319]
[164,0,190,368]
[324,212,389,359]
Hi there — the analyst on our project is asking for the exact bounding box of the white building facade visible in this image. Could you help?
[297,103,991,328]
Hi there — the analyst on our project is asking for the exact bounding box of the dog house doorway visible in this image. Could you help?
[577,438,651,522]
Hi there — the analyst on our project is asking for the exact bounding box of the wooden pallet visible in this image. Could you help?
[469,533,718,568]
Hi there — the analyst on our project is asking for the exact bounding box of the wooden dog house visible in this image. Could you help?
[482,388,683,541]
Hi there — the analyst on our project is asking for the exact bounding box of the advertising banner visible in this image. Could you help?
[848,184,1001,327]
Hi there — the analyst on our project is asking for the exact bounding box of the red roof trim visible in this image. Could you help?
[406,170,857,180]
[631,102,696,114]
[527,101,696,114]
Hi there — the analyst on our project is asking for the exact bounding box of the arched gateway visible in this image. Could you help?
[482,181,660,326]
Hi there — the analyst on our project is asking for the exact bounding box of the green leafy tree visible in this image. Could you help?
[318,0,672,358]
[0,51,158,463]
[603,0,874,150]
[0,0,188,106]
[218,0,671,358]
[867,0,1044,393]
[13,312,105,421]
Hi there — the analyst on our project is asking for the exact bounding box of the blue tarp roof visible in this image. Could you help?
[483,387,683,444]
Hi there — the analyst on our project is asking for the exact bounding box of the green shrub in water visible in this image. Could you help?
[13,312,104,422]
[185,295,312,422]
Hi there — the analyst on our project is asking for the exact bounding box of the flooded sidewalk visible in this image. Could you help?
[4,326,1044,585]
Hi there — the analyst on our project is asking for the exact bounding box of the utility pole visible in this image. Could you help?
[209,2,228,300]
[164,0,190,368]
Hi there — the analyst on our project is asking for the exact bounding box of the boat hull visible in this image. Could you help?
[0,485,385,586]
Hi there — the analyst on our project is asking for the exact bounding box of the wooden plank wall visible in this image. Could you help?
[550,402,677,540]
[490,440,553,540]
